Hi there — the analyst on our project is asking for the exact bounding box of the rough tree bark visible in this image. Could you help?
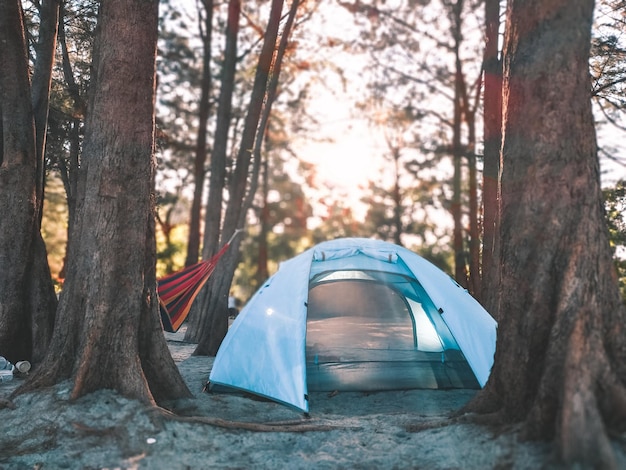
[14,0,191,405]
[0,0,58,365]
[467,1,626,467]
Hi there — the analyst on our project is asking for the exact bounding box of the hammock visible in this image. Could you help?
[158,230,241,332]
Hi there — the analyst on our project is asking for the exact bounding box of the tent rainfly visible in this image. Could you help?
[209,237,497,413]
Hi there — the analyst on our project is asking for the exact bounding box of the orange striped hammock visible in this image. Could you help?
[158,231,241,333]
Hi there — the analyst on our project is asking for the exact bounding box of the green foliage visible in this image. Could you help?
[156,225,188,278]
[603,180,626,301]
[155,189,192,277]
[310,200,368,243]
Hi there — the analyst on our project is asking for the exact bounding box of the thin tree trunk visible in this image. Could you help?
[480,0,502,314]
[451,0,467,287]
[57,4,86,277]
[460,68,482,299]
[467,151,479,297]
[30,0,62,361]
[194,0,286,356]
[256,150,270,285]
[184,0,240,343]
[392,146,403,246]
[253,0,300,286]
[31,0,60,212]
[185,0,214,267]
[58,3,86,118]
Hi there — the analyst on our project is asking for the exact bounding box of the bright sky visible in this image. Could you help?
[293,96,384,209]
[291,0,626,214]
[167,0,625,223]
[288,2,389,221]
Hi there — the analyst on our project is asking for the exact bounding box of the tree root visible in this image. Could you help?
[150,406,355,433]
[70,421,122,437]
[0,397,16,410]
[404,411,512,434]
[0,422,58,458]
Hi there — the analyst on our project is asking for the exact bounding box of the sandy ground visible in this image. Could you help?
[0,329,624,469]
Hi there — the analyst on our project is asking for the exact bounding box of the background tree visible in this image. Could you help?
[604,180,626,301]
[155,189,190,274]
[252,148,314,285]
[339,0,484,284]
[467,0,626,467]
[16,0,191,405]
[480,0,502,312]
[44,0,96,282]
[360,106,447,248]
[188,0,306,355]
[185,0,215,267]
[0,0,58,365]
[30,0,60,202]
[182,0,241,345]
[591,0,626,133]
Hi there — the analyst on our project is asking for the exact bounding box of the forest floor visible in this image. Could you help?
[1,327,625,469]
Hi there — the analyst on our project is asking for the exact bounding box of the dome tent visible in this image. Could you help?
[208,238,497,413]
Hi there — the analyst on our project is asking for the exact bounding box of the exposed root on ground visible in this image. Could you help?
[0,397,16,410]
[150,406,357,433]
[404,411,511,435]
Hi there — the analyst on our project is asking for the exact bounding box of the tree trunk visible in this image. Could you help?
[184,0,240,343]
[468,1,626,467]
[185,0,214,267]
[391,145,403,246]
[14,0,191,405]
[460,70,481,299]
[451,0,467,287]
[57,5,86,277]
[256,156,270,285]
[480,0,502,315]
[31,0,60,212]
[467,151,480,298]
[253,0,301,287]
[30,0,62,362]
[193,0,285,356]
[0,0,57,365]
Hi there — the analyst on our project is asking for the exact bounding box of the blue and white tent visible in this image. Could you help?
[209,238,497,413]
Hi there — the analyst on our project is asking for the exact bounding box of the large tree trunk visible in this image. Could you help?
[467,1,626,467]
[15,0,191,405]
[0,0,57,365]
